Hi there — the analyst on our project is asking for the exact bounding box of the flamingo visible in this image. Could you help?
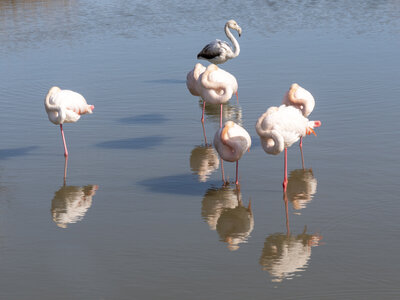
[199,64,238,128]
[255,105,321,191]
[197,20,242,65]
[44,86,94,157]
[186,63,207,122]
[282,83,316,166]
[214,121,251,185]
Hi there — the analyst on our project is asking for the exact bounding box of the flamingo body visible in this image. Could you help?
[214,121,251,162]
[197,20,242,64]
[199,64,237,105]
[214,121,251,185]
[45,86,94,125]
[255,105,319,155]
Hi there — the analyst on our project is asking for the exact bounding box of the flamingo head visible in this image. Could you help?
[221,121,235,144]
[227,20,242,37]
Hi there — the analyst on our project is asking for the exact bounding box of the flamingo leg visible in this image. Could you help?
[235,161,239,185]
[201,121,208,146]
[60,124,68,157]
[283,148,288,191]
[220,103,223,128]
[221,159,226,184]
[63,156,68,185]
[299,137,305,169]
[236,91,239,104]
[201,100,205,123]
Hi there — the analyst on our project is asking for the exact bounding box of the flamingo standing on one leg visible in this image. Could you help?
[187,63,238,125]
[44,86,94,157]
[197,20,242,65]
[214,121,251,185]
[186,63,207,122]
[199,64,238,128]
[282,83,316,167]
[255,105,321,191]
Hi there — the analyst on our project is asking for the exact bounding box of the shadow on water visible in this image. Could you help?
[139,173,221,196]
[96,136,169,150]
[118,114,169,124]
[0,146,37,160]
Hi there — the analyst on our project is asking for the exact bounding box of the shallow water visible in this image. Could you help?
[0,0,399,299]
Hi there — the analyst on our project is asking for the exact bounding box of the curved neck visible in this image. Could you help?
[225,25,240,58]
[45,87,64,123]
[201,65,232,102]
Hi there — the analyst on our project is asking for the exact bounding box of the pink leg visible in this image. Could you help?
[201,121,208,146]
[201,100,205,123]
[236,91,239,104]
[283,148,288,191]
[299,137,305,169]
[235,161,239,185]
[63,156,68,185]
[220,104,223,128]
[60,124,68,157]
[221,159,226,184]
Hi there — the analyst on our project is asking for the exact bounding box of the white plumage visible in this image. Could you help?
[197,20,242,65]
[214,121,251,185]
[255,105,319,155]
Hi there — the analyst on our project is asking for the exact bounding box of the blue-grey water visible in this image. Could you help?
[0,0,399,299]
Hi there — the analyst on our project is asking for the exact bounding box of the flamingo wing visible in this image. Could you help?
[197,40,230,60]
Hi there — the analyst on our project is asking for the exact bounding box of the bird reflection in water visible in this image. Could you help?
[202,185,253,251]
[259,191,321,282]
[198,100,242,126]
[286,168,317,213]
[190,145,219,182]
[51,157,98,228]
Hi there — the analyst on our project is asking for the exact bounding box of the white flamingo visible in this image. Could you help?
[44,86,94,157]
[197,20,242,64]
[282,83,316,166]
[187,63,238,125]
[199,64,238,127]
[186,63,207,122]
[255,105,321,190]
[214,121,251,185]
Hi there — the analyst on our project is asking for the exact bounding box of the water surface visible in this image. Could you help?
[0,0,399,299]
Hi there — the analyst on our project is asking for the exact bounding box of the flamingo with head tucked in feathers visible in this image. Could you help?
[282,83,316,166]
[255,105,321,191]
[44,86,94,157]
[197,20,242,65]
[187,63,238,125]
[214,121,251,185]
[199,64,238,128]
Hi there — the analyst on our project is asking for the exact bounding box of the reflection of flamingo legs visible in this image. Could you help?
[201,121,208,145]
[283,189,290,236]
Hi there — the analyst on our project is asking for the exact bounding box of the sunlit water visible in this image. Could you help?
[0,0,399,299]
